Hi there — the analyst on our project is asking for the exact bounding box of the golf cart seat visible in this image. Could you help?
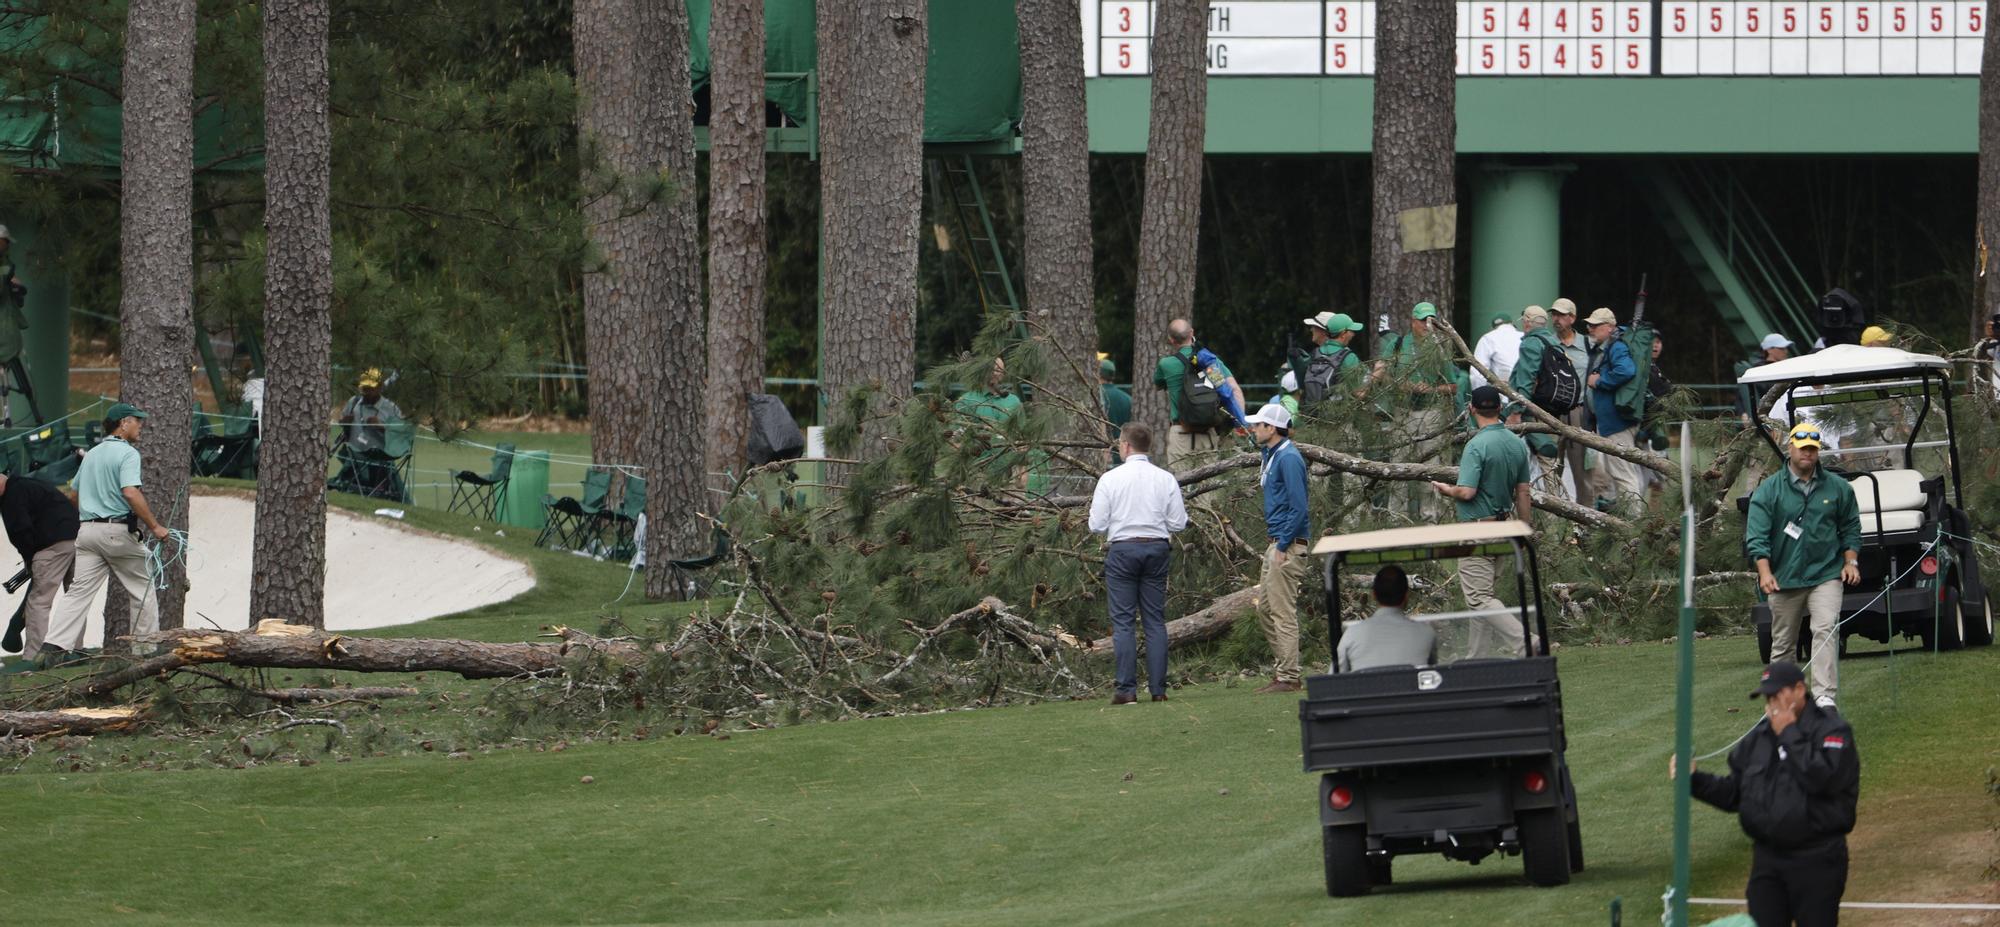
[1849,468,1928,536]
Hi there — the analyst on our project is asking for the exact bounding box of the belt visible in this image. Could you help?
[84,516,127,524]
[1110,537,1168,546]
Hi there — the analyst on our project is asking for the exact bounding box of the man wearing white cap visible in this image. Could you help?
[1276,370,1300,418]
[1737,333,1794,429]
[1546,299,1596,502]
[1247,402,1310,694]
[1470,309,1524,390]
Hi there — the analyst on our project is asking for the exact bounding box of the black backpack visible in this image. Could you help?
[1300,347,1352,404]
[1176,350,1227,429]
[1531,334,1583,414]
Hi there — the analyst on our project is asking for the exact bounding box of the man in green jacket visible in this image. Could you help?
[1744,422,1862,709]
[1375,302,1461,517]
[1100,356,1132,463]
[1289,311,1364,402]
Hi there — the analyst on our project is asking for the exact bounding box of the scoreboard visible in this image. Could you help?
[1089,2,1989,76]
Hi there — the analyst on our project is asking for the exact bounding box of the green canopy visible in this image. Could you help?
[689,0,1022,144]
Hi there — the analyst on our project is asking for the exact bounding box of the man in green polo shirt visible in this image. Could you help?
[1431,386,1534,658]
[1290,311,1364,404]
[1099,356,1132,464]
[1378,302,1464,517]
[44,402,172,657]
[1151,319,1244,468]
[1744,422,1862,709]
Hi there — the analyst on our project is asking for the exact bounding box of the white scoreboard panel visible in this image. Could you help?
[1088,1,1986,75]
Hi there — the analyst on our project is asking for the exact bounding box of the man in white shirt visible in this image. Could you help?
[1336,565,1437,673]
[1088,423,1189,704]
[1470,310,1526,390]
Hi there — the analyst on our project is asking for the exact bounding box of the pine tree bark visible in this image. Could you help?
[1129,0,1207,440]
[704,0,768,490]
[250,0,333,629]
[1978,0,2000,341]
[576,0,707,591]
[1018,0,1100,447]
[1368,0,1457,337]
[117,0,196,630]
[818,0,926,459]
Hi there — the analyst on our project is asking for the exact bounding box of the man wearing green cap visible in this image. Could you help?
[1100,355,1131,463]
[1289,311,1364,404]
[1373,302,1462,516]
[43,402,172,658]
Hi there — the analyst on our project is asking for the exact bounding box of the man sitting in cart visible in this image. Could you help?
[1336,564,1437,672]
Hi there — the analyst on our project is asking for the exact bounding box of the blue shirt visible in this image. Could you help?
[76,437,143,520]
[1590,337,1637,435]
[1259,439,1310,547]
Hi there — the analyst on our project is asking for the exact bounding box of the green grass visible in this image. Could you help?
[1,630,1993,925]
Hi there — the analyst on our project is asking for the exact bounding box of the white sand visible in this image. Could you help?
[2,494,535,650]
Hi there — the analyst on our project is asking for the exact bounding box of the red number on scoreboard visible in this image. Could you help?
[1118,42,1132,68]
[1710,7,1724,32]
[1332,44,1348,68]
[1591,6,1605,32]
[1746,6,1760,31]
[1783,7,1798,32]
[1483,6,1498,32]
[1626,43,1640,69]
[1930,5,1945,32]
[1627,6,1642,33]
[1117,6,1131,32]
[1517,43,1532,68]
[1519,8,1532,30]
[1554,43,1568,66]
[1481,44,1496,68]
[1333,6,1347,31]
[1555,8,1568,31]
[1673,7,1687,31]
[1973,6,1986,33]
[1855,5,1870,32]
[1819,6,1833,32]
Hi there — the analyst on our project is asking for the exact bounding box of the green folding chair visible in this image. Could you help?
[537,467,612,550]
[193,401,260,479]
[449,443,515,520]
[329,420,413,502]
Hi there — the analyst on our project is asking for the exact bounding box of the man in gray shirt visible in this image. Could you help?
[1337,565,1437,673]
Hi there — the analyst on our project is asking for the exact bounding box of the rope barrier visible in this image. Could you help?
[1690,537,1940,762]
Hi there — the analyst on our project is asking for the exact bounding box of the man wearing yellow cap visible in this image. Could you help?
[1743,423,1863,709]
[340,368,402,455]
[1858,325,1893,348]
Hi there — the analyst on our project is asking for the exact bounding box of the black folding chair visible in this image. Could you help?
[448,443,515,520]
[663,525,732,601]
[536,467,613,550]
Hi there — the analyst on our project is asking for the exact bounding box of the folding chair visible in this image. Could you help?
[606,474,646,559]
[663,525,731,601]
[536,467,612,550]
[448,443,515,519]
[329,421,414,502]
[192,401,260,479]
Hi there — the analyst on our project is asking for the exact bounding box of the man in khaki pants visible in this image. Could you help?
[0,472,79,664]
[1247,403,1311,693]
[44,403,172,660]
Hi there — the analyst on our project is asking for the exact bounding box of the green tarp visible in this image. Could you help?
[689,0,1022,144]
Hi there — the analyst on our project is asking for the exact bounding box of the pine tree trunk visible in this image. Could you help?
[1129,0,1206,441]
[577,0,705,591]
[1368,0,1457,336]
[250,0,333,629]
[818,0,926,459]
[1978,0,2000,341]
[116,0,196,630]
[1018,0,1100,451]
[703,0,768,491]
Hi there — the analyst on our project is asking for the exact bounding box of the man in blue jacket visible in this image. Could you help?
[1584,308,1641,508]
[1248,402,1310,694]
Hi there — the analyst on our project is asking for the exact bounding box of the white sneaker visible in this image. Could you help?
[1814,695,1837,711]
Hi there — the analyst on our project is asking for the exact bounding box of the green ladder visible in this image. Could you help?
[1635,162,1819,351]
[929,155,1024,341]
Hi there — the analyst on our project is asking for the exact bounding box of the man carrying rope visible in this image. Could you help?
[43,403,171,660]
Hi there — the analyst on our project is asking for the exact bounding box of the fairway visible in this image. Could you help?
[2,636,1993,926]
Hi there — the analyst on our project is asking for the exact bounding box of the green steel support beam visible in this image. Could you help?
[7,213,68,426]
[1638,165,1781,348]
[1085,78,1978,155]
[1469,164,1570,330]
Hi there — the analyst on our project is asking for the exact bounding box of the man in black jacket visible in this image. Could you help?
[1674,661,1859,926]
[0,473,79,660]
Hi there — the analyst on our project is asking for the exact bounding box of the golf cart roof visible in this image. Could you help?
[1736,344,1949,386]
[1311,521,1533,564]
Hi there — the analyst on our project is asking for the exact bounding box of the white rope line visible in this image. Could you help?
[1691,538,1940,762]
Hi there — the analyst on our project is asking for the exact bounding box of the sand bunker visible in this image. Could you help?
[2,494,535,650]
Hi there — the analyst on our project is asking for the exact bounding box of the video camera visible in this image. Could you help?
[1815,287,1870,347]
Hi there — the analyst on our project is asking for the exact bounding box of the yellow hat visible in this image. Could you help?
[1860,325,1892,347]
[357,367,383,388]
[1788,422,1825,450]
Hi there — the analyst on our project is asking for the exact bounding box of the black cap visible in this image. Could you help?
[1749,661,1806,698]
[1469,385,1504,411]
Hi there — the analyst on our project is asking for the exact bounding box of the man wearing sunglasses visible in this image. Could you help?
[1743,423,1863,710]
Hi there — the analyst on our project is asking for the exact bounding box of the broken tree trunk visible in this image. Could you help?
[1087,586,1260,655]
[0,706,143,736]
[100,626,659,689]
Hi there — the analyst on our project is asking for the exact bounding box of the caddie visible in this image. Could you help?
[1743,423,1862,710]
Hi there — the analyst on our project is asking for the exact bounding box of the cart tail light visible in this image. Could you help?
[1522,770,1548,795]
[1919,556,1938,576]
[1329,785,1355,811]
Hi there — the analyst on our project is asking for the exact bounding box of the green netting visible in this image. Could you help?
[689,0,1022,144]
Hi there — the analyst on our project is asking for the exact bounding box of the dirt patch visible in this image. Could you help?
[1839,789,2000,926]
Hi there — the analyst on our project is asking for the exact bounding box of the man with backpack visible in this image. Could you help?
[1290,311,1364,405]
[1585,308,1643,507]
[1151,320,1245,468]
[1508,304,1580,485]
[1548,299,1598,502]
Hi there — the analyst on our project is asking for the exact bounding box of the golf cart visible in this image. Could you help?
[1736,344,1996,657]
[1298,521,1582,897]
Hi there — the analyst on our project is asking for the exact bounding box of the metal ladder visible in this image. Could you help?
[1635,161,1820,351]
[928,155,1024,341]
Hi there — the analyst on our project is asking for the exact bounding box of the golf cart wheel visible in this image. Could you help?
[1517,809,1573,888]
[1964,596,1995,647]
[1322,825,1371,897]
[1919,581,1965,651]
